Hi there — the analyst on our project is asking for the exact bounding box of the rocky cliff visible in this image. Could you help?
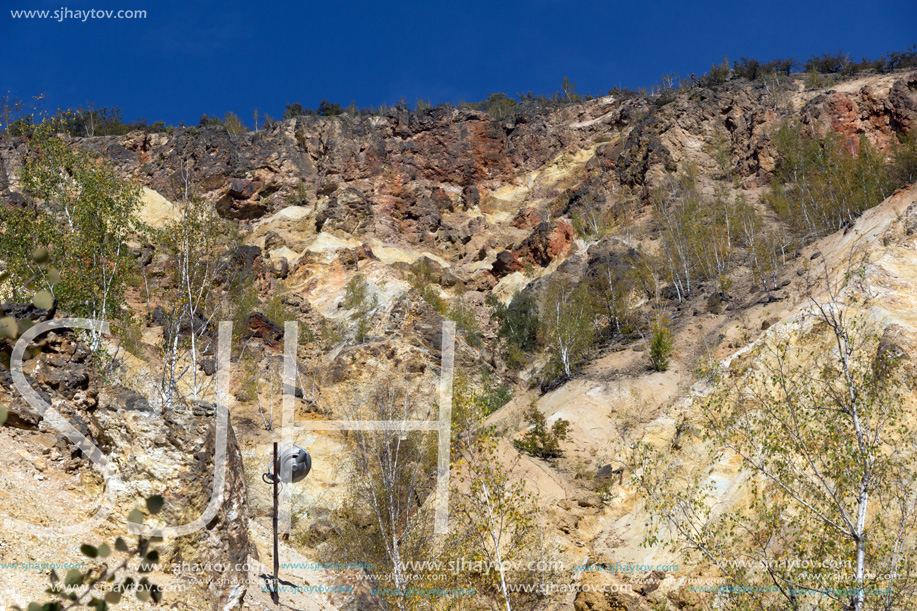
[0,68,916,610]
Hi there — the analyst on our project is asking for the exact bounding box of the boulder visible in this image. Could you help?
[228,177,258,199]
[314,188,373,235]
[243,312,283,347]
[516,220,574,267]
[492,250,523,278]
[97,385,151,412]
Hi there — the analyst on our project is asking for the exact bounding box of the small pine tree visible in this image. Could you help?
[343,272,377,342]
[486,291,541,368]
[649,321,674,372]
[514,401,569,459]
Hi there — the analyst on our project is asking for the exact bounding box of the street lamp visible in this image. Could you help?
[262,442,311,604]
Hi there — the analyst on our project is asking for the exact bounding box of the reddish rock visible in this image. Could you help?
[355,243,378,261]
[408,115,515,185]
[511,207,546,229]
[243,312,283,347]
[802,73,917,155]
[492,250,523,277]
[515,220,574,267]
[825,93,861,154]
[589,141,621,173]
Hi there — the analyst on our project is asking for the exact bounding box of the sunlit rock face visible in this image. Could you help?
[0,69,915,611]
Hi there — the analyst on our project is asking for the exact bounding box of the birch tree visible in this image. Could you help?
[651,167,735,302]
[634,269,917,611]
[3,122,143,351]
[446,384,549,611]
[334,378,436,611]
[154,166,230,410]
[541,279,595,380]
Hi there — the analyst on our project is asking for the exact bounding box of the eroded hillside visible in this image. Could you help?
[0,69,916,611]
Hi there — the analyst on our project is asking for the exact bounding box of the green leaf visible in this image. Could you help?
[145,550,159,563]
[127,508,144,525]
[114,537,129,552]
[49,569,58,583]
[17,318,33,335]
[32,247,49,264]
[146,495,165,515]
[33,290,54,310]
[150,587,163,603]
[0,317,18,339]
[97,543,110,558]
[135,590,150,603]
[46,268,61,286]
[104,591,121,604]
[0,405,7,427]
[27,603,41,611]
[63,568,83,586]
[80,543,98,558]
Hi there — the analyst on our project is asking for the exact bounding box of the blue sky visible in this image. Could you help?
[1,0,915,126]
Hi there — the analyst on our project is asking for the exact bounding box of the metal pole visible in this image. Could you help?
[272,441,279,605]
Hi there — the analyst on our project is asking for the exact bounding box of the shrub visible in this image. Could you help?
[222,111,247,134]
[694,56,731,88]
[804,69,834,89]
[318,100,344,116]
[541,280,596,380]
[343,272,377,343]
[561,76,582,102]
[804,50,849,74]
[882,44,917,72]
[285,180,310,205]
[284,102,311,118]
[487,291,541,359]
[571,206,614,240]
[198,113,223,127]
[47,105,133,137]
[448,294,483,348]
[479,369,513,415]
[409,258,448,314]
[514,401,569,459]
[760,57,797,76]
[891,131,917,185]
[469,93,517,119]
[733,57,761,80]
[649,321,674,372]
